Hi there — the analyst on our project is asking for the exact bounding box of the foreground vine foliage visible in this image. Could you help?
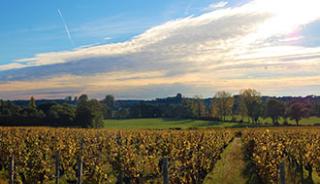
[242,128,320,184]
[0,128,233,183]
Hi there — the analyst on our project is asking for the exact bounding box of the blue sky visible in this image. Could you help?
[0,0,242,65]
[0,0,320,99]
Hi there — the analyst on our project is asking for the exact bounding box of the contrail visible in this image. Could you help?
[57,9,74,47]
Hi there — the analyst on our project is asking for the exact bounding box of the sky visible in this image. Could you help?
[0,0,320,99]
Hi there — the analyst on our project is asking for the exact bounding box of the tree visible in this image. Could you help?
[252,100,263,124]
[76,99,104,128]
[0,100,22,125]
[38,102,57,115]
[176,93,183,104]
[29,96,37,109]
[266,99,285,125]
[173,99,194,118]
[281,102,290,125]
[170,103,193,119]
[113,108,129,119]
[20,106,45,125]
[238,98,247,122]
[102,95,115,119]
[78,94,88,103]
[48,104,76,126]
[288,102,310,126]
[211,91,233,121]
[240,89,262,124]
[312,101,320,117]
[192,97,207,119]
[65,96,73,102]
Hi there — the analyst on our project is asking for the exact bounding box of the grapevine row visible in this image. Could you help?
[242,128,320,184]
[0,128,233,183]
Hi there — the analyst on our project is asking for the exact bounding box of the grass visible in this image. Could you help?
[258,116,320,125]
[203,138,247,184]
[103,118,246,129]
[104,116,320,129]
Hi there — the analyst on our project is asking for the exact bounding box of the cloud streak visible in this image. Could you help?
[57,9,74,47]
[203,1,228,12]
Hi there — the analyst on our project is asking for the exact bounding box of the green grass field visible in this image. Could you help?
[104,116,320,129]
[103,118,244,129]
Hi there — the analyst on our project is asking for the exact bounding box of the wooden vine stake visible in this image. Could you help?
[77,139,84,184]
[279,160,285,184]
[162,157,169,184]
[55,151,60,184]
[9,155,14,184]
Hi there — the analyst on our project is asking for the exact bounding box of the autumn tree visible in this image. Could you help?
[184,97,207,119]
[288,102,310,126]
[238,98,247,122]
[193,97,207,118]
[212,91,234,121]
[266,99,285,125]
[239,89,262,124]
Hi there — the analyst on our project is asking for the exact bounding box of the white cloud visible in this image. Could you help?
[103,36,112,40]
[279,36,304,42]
[1,0,320,99]
[0,63,27,71]
[203,1,228,12]
[75,42,102,49]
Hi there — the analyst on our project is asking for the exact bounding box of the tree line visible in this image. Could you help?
[1,89,320,127]
[112,89,319,126]
[0,95,108,128]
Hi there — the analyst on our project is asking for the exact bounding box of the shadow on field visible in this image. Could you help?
[159,118,282,129]
[196,121,256,128]
[161,118,194,123]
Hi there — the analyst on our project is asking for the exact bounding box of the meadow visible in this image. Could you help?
[103,116,320,129]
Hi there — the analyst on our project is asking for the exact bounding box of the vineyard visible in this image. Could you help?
[1,127,320,184]
[0,128,233,184]
[242,128,320,184]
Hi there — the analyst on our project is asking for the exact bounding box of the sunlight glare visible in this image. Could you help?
[255,0,320,38]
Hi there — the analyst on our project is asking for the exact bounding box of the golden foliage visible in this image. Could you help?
[0,127,233,184]
[242,128,320,184]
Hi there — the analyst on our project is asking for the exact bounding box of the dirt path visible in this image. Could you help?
[203,137,248,184]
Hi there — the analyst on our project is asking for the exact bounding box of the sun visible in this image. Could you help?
[253,0,320,39]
